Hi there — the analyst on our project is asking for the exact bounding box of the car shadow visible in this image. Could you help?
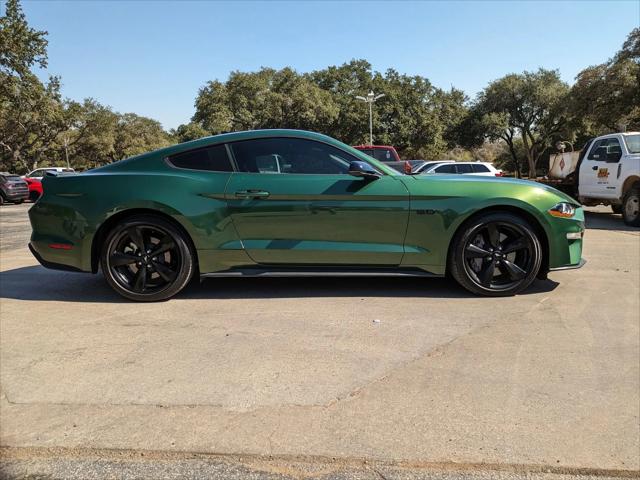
[0,265,558,303]
[584,210,638,232]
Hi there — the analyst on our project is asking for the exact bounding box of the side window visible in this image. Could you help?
[456,164,473,174]
[588,138,621,161]
[472,164,490,173]
[231,138,361,175]
[434,164,457,174]
[168,144,233,172]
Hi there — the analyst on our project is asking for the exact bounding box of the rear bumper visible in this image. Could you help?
[3,190,29,201]
[29,242,84,272]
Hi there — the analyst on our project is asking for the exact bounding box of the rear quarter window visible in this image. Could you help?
[471,164,490,173]
[168,144,233,172]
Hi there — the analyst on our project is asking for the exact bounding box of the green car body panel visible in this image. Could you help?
[29,129,585,279]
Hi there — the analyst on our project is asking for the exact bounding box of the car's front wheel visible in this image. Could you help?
[100,215,195,301]
[449,212,542,296]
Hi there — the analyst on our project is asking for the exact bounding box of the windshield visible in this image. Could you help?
[624,134,640,154]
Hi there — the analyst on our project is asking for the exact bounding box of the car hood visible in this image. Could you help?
[408,174,579,205]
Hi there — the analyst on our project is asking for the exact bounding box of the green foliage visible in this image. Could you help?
[194,67,339,134]
[462,69,569,177]
[172,121,210,143]
[193,61,469,160]
[568,28,639,142]
[0,0,48,77]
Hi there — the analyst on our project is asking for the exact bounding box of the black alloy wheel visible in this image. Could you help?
[100,215,194,301]
[450,212,542,296]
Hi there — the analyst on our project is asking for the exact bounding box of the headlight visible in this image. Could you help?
[548,202,576,218]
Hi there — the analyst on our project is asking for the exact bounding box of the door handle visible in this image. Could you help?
[592,166,598,171]
[235,189,270,199]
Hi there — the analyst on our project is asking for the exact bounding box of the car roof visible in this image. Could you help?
[352,145,395,149]
[93,129,401,177]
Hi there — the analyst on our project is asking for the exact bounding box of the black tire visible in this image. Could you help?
[100,215,195,301]
[29,191,41,202]
[622,187,640,227]
[611,204,623,215]
[0,194,4,205]
[449,212,542,296]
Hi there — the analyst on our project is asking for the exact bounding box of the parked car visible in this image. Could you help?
[417,161,504,176]
[24,177,43,202]
[0,172,29,205]
[24,167,75,181]
[536,132,639,226]
[29,129,585,301]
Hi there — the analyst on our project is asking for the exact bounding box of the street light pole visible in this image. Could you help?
[355,91,385,145]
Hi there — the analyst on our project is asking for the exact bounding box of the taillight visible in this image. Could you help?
[495,172,504,177]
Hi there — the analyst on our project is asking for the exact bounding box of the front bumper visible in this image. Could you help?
[549,258,586,271]
[545,205,586,271]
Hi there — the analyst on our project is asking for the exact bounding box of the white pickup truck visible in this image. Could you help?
[541,132,640,226]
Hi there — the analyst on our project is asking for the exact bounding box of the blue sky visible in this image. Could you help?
[18,0,640,130]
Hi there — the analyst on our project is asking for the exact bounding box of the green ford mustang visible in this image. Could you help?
[29,129,585,301]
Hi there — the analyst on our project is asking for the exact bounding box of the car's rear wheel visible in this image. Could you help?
[449,212,542,296]
[622,187,640,227]
[100,215,195,301]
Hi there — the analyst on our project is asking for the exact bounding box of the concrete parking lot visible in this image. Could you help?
[0,203,638,479]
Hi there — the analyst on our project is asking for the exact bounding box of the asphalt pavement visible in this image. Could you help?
[0,203,638,479]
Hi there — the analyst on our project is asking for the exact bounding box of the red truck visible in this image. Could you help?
[352,145,420,174]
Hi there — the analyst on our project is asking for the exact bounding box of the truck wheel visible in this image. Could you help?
[622,187,640,227]
[611,204,622,215]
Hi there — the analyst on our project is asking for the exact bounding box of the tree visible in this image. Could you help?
[112,113,172,161]
[172,122,210,143]
[59,98,119,168]
[470,69,569,178]
[569,28,640,139]
[193,67,339,135]
[0,0,48,78]
[0,0,66,172]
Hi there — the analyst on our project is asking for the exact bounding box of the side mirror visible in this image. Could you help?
[606,150,622,163]
[348,161,381,180]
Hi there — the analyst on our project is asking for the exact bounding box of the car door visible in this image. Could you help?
[579,136,622,199]
[224,137,410,265]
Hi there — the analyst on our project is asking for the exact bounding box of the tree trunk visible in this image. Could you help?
[503,136,521,178]
[521,131,536,179]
